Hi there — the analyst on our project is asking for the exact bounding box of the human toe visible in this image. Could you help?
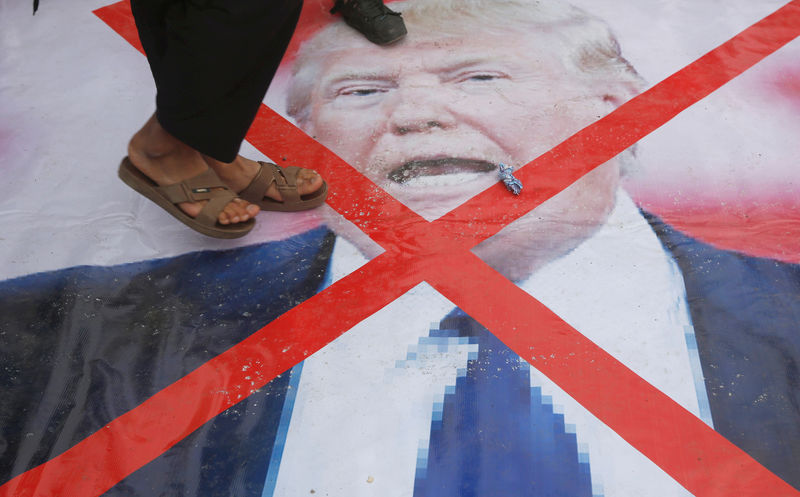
[220,198,256,224]
[296,169,324,195]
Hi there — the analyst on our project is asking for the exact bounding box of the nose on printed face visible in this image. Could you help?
[387,83,459,136]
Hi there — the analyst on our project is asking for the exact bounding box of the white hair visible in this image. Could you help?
[287,0,645,125]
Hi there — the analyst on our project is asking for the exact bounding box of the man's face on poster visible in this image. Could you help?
[292,22,634,276]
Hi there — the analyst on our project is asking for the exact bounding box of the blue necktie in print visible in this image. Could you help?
[413,309,596,497]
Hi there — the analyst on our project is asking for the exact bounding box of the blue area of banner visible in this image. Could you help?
[261,362,305,497]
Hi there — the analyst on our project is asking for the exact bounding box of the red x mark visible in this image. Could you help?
[3,2,800,496]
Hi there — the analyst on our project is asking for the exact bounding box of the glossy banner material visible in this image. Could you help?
[1,0,799,496]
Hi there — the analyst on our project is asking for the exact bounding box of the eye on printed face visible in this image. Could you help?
[302,32,619,222]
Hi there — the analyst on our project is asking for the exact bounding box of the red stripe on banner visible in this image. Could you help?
[241,0,800,251]
[0,253,416,497]
[2,1,793,496]
[92,1,143,55]
[434,0,800,248]
[425,250,800,497]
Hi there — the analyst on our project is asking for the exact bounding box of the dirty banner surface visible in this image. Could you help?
[1,0,799,496]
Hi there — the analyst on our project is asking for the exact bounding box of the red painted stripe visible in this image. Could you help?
[92,1,143,55]
[434,0,800,247]
[241,0,800,252]
[0,253,416,497]
[3,2,792,497]
[426,250,800,496]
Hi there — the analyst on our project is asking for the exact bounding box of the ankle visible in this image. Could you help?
[133,114,194,158]
[207,155,257,176]
[127,129,207,186]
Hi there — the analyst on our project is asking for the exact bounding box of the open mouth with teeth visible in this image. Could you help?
[388,158,498,184]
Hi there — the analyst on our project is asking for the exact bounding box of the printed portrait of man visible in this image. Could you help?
[0,0,798,496]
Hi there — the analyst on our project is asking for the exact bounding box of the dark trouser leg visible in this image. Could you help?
[131,0,303,162]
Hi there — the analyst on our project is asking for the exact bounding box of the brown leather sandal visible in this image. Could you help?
[238,161,328,212]
[118,157,255,239]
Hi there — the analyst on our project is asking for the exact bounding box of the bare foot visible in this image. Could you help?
[203,155,324,202]
[127,115,259,225]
